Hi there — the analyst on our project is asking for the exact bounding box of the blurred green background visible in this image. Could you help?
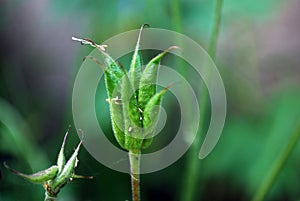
[1,0,300,200]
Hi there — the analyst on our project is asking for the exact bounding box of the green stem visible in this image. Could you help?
[171,0,182,34]
[252,121,300,201]
[208,0,223,60]
[44,193,57,201]
[129,150,141,201]
[171,0,187,79]
[181,1,223,201]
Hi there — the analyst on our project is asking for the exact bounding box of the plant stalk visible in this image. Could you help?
[171,0,182,33]
[252,120,300,201]
[129,149,141,201]
[208,0,223,60]
[171,0,187,80]
[181,0,223,201]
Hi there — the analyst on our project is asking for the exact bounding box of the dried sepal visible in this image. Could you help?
[71,37,107,51]
[72,174,93,179]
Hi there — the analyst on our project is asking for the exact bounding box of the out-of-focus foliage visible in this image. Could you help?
[1,0,300,200]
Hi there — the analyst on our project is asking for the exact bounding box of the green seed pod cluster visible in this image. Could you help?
[74,25,176,152]
[4,129,92,200]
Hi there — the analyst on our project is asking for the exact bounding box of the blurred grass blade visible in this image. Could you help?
[181,0,223,201]
[252,119,300,201]
[0,98,49,170]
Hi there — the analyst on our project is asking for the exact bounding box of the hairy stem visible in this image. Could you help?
[129,150,141,201]
[252,121,300,201]
[181,1,223,201]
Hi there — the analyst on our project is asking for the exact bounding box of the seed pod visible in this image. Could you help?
[129,24,148,91]
[141,86,170,148]
[138,46,178,112]
[86,54,127,149]
[48,134,84,192]
[100,45,128,149]
[73,28,177,152]
[4,162,58,183]
[4,128,92,200]
[57,128,69,173]
[127,24,148,129]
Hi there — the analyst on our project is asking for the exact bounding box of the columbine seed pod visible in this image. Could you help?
[73,25,177,152]
[73,25,178,201]
[44,131,92,198]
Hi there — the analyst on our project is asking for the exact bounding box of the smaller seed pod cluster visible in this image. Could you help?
[4,129,92,201]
